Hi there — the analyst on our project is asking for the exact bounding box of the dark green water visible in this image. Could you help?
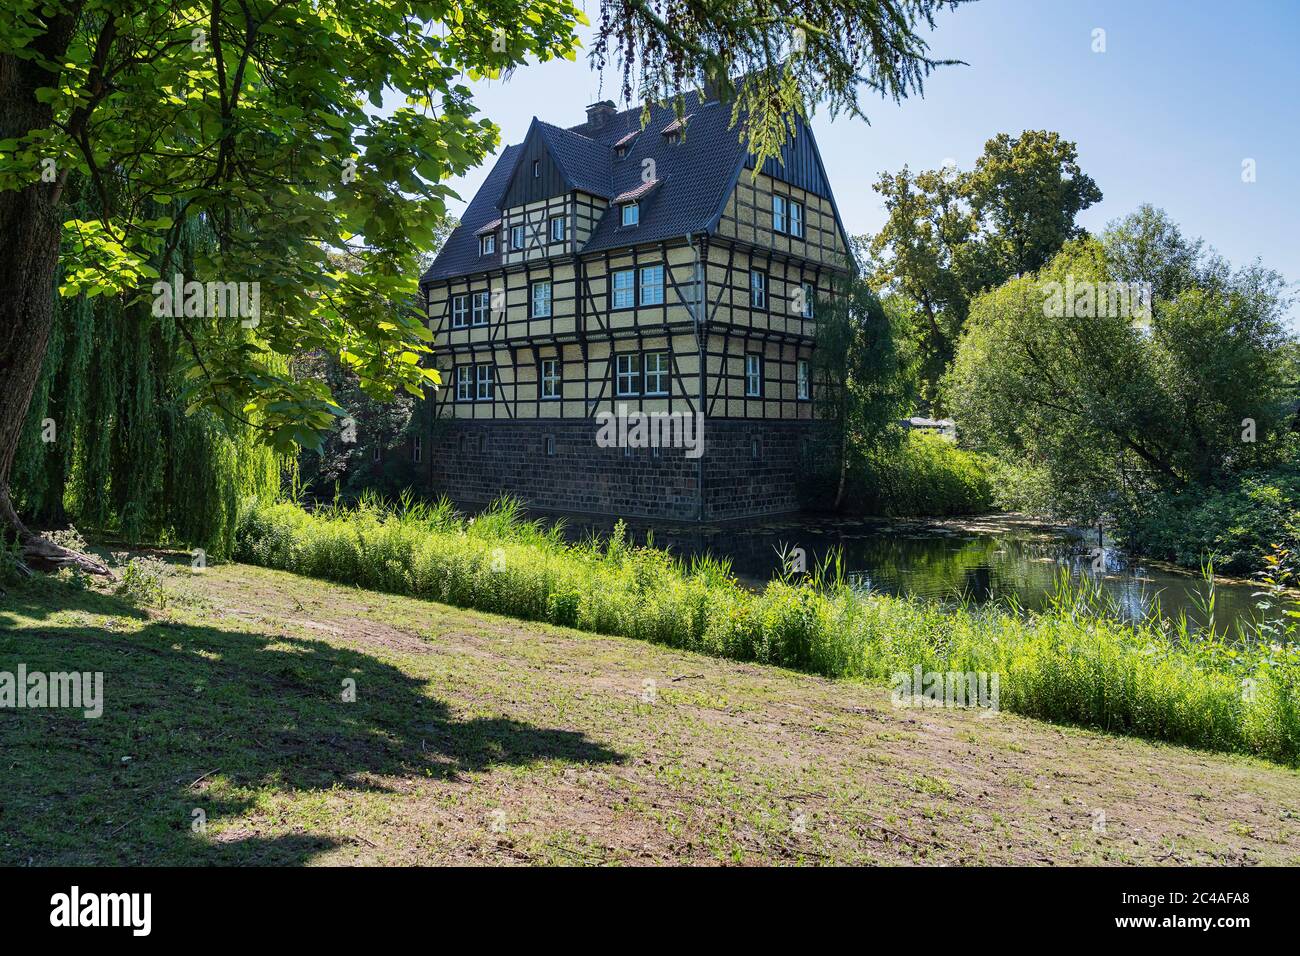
[560,512,1283,634]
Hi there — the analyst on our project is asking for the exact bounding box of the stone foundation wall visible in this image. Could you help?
[426,418,821,521]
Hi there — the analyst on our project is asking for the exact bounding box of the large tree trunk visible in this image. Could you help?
[0,10,110,576]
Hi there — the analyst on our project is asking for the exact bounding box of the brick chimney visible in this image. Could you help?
[585,100,617,128]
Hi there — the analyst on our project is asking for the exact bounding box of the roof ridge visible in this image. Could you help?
[537,119,601,143]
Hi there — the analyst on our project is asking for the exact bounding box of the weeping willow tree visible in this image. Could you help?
[11,191,280,561]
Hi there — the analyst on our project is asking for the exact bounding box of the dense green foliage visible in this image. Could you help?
[841,430,995,517]
[868,131,1102,408]
[809,280,916,508]
[1117,462,1300,574]
[947,207,1297,570]
[235,496,1300,763]
[13,207,278,559]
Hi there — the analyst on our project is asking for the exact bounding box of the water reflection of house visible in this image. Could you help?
[901,417,957,440]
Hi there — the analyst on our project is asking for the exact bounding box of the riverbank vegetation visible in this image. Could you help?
[855,133,1298,569]
[235,495,1300,764]
[946,208,1298,573]
[843,431,996,516]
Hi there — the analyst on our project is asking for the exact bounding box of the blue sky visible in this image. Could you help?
[426,0,1299,323]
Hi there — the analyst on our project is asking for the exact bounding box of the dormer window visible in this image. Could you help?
[613,129,639,159]
[479,233,495,256]
[621,202,639,227]
[661,115,689,146]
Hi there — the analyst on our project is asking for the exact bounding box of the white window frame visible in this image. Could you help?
[750,269,767,310]
[615,353,641,396]
[639,264,664,306]
[644,351,670,396]
[745,352,763,397]
[549,216,566,243]
[773,195,787,233]
[479,233,495,255]
[797,359,810,401]
[456,365,472,402]
[801,281,815,319]
[511,224,525,249]
[471,290,490,326]
[611,269,635,310]
[476,364,495,401]
[540,358,561,400]
[450,294,469,329]
[789,200,804,239]
[530,280,552,318]
[621,202,639,227]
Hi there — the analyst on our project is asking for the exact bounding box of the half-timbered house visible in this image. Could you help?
[418,90,853,520]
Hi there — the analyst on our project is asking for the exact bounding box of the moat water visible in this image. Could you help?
[548,512,1286,636]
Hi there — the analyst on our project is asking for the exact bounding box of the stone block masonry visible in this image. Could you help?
[426,419,822,521]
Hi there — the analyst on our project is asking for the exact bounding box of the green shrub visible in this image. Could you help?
[113,554,171,608]
[1117,467,1300,574]
[845,430,996,516]
[234,495,1300,764]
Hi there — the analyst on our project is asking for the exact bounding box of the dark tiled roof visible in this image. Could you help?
[568,93,749,257]
[534,121,613,198]
[422,92,763,284]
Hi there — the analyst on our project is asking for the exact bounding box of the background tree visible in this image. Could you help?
[869,130,1101,409]
[811,280,915,509]
[946,226,1294,527]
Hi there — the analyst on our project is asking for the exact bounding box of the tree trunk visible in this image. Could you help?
[0,11,110,576]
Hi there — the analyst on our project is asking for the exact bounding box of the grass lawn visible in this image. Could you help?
[3,560,1299,866]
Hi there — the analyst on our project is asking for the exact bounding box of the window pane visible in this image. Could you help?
[612,270,635,309]
[622,203,638,226]
[541,358,560,399]
[531,281,551,317]
[616,353,641,395]
[644,351,669,394]
[790,202,803,238]
[750,271,766,309]
[773,195,786,232]
[639,265,664,305]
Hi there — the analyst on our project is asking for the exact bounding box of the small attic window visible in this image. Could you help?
[479,233,495,255]
[661,115,690,145]
[532,160,540,178]
[621,202,639,227]
[613,130,639,159]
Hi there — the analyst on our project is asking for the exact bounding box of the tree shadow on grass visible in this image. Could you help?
[0,583,625,865]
